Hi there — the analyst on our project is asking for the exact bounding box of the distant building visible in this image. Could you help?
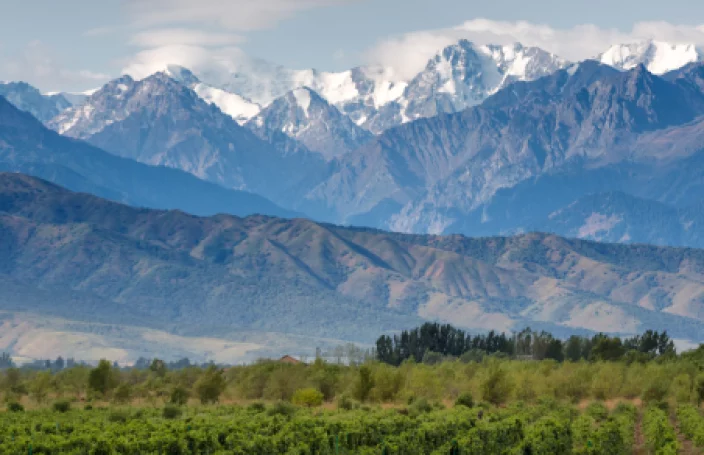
[279,355,302,365]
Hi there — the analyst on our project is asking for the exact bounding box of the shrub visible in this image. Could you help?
[113,383,132,404]
[108,410,129,423]
[292,388,324,407]
[194,366,226,404]
[162,404,183,420]
[584,402,609,422]
[267,401,297,417]
[455,392,474,408]
[409,397,433,415]
[337,393,355,411]
[53,400,71,413]
[247,402,266,413]
[7,402,23,412]
[480,363,513,406]
[170,386,189,406]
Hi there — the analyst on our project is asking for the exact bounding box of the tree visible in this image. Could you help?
[150,359,167,378]
[88,360,117,396]
[170,386,190,405]
[481,363,513,405]
[292,388,324,407]
[194,365,226,404]
[29,371,52,404]
[564,336,584,362]
[54,356,65,371]
[545,339,565,362]
[590,335,625,361]
[113,383,132,404]
[354,365,375,402]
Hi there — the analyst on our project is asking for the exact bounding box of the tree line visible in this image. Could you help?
[375,323,675,365]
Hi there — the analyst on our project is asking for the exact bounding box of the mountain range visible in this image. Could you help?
[2,36,704,360]
[0,94,296,219]
[3,173,704,362]
[5,39,704,248]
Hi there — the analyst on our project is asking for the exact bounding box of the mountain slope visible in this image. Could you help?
[48,73,326,206]
[0,95,296,219]
[3,174,704,353]
[246,87,373,160]
[0,82,72,123]
[305,61,704,234]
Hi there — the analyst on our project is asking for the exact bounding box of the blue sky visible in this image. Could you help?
[2,0,704,91]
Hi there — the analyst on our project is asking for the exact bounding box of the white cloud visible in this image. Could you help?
[125,0,356,32]
[364,18,704,81]
[120,0,358,82]
[130,29,244,48]
[121,44,249,81]
[1,41,110,92]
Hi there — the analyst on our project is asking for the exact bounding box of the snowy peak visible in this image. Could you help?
[247,86,372,160]
[0,81,72,123]
[598,40,704,75]
[483,42,570,81]
[398,40,570,123]
[48,73,208,138]
[290,87,314,118]
[163,64,261,124]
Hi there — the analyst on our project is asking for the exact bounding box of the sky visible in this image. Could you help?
[2,0,704,92]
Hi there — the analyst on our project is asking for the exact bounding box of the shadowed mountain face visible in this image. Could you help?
[0,82,71,123]
[302,62,704,239]
[0,95,297,219]
[3,174,704,349]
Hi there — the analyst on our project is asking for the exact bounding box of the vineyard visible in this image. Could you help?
[0,400,645,454]
[3,324,704,453]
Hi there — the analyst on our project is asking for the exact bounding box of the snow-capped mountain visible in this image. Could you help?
[49,75,137,136]
[164,65,261,124]
[48,72,327,207]
[246,87,372,160]
[598,40,704,75]
[389,41,570,129]
[144,40,568,135]
[0,82,72,123]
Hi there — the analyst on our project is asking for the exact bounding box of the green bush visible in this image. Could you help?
[108,410,129,423]
[162,404,183,420]
[643,406,679,454]
[170,386,189,406]
[291,388,324,407]
[267,401,297,417]
[409,397,433,415]
[455,392,474,408]
[52,400,71,413]
[584,402,608,422]
[7,402,23,412]
[247,401,266,413]
[337,393,355,410]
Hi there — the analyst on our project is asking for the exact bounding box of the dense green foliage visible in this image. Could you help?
[3,323,704,452]
[376,324,675,366]
[642,406,679,454]
[676,404,704,447]
[0,399,644,454]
